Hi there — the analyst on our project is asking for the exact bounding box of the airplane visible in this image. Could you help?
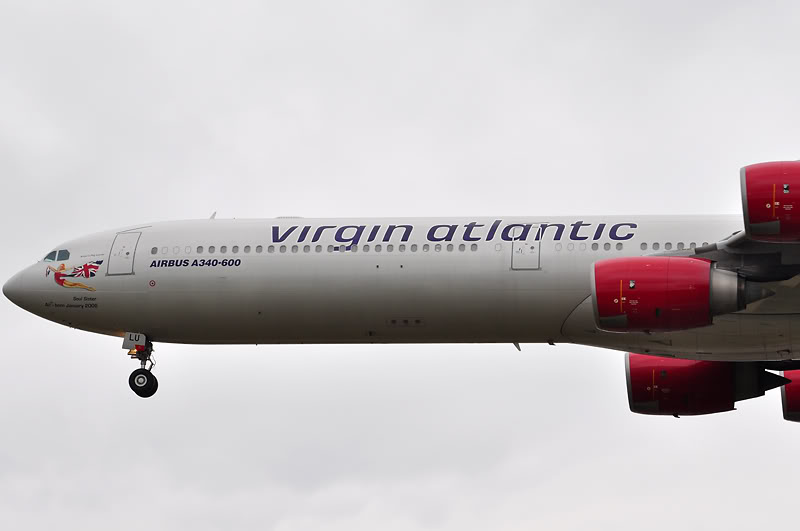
[6,161,800,421]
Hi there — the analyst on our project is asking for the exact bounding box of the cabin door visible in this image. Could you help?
[107,232,142,276]
[510,224,541,270]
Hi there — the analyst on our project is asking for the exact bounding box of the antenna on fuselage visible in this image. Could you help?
[209,211,217,220]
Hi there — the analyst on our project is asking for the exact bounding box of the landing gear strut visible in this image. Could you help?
[124,333,158,398]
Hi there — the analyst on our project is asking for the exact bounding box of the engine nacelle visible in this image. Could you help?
[781,370,800,422]
[627,354,734,415]
[627,354,789,417]
[592,257,745,332]
[741,161,800,241]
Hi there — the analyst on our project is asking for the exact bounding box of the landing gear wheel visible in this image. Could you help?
[129,368,158,398]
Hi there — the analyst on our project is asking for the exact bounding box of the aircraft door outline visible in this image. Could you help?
[107,232,142,276]
[511,224,541,270]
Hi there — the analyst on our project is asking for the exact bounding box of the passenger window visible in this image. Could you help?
[232,246,239,253]
[665,243,672,250]
[470,243,478,251]
[56,250,70,261]
[677,242,684,250]
[244,245,251,253]
[209,246,216,253]
[616,243,623,251]
[640,243,647,251]
[411,244,418,252]
[43,251,57,262]
[459,244,466,252]
[591,243,598,251]
[652,243,660,250]
[446,244,454,252]
[197,246,204,254]
[220,246,227,254]
[603,243,611,251]
[256,245,263,253]
[151,247,158,255]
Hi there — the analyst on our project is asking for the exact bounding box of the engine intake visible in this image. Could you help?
[592,256,770,332]
[741,161,800,241]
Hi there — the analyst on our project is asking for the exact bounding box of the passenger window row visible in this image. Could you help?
[149,240,712,257]
[553,241,711,253]
[151,245,259,255]
[151,243,483,255]
[639,241,709,251]
[556,242,626,251]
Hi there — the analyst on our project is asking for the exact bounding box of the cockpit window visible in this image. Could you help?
[56,250,70,261]
[43,251,57,262]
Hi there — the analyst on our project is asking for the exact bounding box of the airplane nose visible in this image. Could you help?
[3,271,25,308]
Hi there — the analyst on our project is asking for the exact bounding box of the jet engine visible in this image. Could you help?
[626,353,789,417]
[592,256,770,332]
[741,161,800,242]
[781,370,800,422]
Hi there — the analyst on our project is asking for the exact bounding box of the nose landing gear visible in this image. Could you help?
[123,332,158,398]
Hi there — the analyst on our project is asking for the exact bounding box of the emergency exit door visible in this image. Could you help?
[107,232,141,276]
[511,225,541,270]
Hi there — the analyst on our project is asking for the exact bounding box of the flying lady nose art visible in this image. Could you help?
[46,260,103,291]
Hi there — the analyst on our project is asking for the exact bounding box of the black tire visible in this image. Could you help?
[129,368,158,398]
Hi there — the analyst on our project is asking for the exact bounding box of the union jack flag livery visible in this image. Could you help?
[72,260,103,278]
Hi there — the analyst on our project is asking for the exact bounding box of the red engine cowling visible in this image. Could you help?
[592,257,744,332]
[626,354,735,415]
[626,354,789,417]
[741,161,800,241]
[781,370,800,422]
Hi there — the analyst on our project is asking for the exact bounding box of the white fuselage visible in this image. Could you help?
[5,216,799,361]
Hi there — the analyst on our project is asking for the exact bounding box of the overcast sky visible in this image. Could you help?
[2,1,800,529]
